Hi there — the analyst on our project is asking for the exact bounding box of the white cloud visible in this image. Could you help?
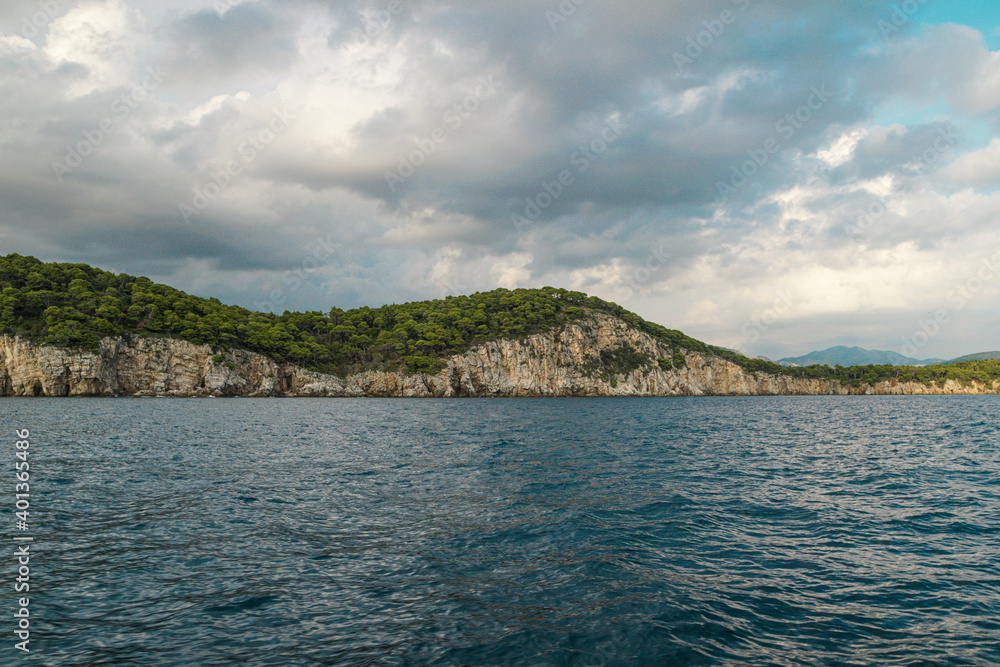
[490,253,532,289]
[959,44,1000,114]
[872,24,1000,115]
[0,32,36,57]
[813,127,868,168]
[943,137,1000,189]
[184,91,251,125]
[43,0,144,96]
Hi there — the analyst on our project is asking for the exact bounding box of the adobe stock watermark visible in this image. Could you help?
[740,289,795,347]
[254,235,340,313]
[512,117,628,232]
[900,250,1000,357]
[847,194,891,238]
[848,126,958,237]
[907,125,959,176]
[384,75,501,194]
[341,0,407,55]
[51,66,165,182]
[179,107,294,223]
[12,428,33,654]
[673,0,757,74]
[545,0,588,31]
[878,0,932,40]
[19,0,66,39]
[615,242,673,300]
[716,85,833,202]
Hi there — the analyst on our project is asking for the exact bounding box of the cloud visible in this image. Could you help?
[943,137,1000,188]
[860,23,1000,116]
[2,0,1000,359]
[164,3,299,84]
[43,0,143,96]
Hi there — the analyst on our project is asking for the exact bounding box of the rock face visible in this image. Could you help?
[1,313,996,397]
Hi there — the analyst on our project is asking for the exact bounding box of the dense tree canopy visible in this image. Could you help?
[2,254,997,386]
[1,254,677,374]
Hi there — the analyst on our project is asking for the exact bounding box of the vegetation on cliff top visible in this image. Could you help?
[0,253,701,375]
[2,253,998,386]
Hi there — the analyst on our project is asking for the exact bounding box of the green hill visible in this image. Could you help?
[942,351,1000,364]
[2,253,999,388]
[0,253,710,376]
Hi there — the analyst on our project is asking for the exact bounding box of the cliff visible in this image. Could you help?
[0,313,996,397]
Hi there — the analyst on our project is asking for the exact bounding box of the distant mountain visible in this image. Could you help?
[720,347,773,362]
[779,346,943,367]
[941,351,1000,365]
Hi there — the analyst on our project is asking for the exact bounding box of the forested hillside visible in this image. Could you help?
[0,254,704,375]
[2,253,999,387]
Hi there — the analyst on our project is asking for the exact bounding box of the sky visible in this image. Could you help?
[0,0,998,361]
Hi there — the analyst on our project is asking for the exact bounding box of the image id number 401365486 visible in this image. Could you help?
[13,429,33,654]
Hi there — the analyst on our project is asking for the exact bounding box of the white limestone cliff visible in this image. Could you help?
[1,313,995,397]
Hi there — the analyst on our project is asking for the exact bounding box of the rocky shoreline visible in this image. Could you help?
[1,313,996,397]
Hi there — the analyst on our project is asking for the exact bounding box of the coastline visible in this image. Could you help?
[3,318,997,398]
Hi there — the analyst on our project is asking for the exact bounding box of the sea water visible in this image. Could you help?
[2,396,998,665]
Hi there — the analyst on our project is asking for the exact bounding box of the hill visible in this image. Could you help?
[0,253,711,376]
[942,351,1000,365]
[2,253,999,394]
[779,346,943,367]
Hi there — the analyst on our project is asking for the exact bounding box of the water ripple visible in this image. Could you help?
[1,396,998,665]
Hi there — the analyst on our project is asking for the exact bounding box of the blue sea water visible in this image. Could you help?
[1,396,999,666]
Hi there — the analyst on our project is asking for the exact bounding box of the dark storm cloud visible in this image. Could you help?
[271,0,899,234]
[164,3,300,82]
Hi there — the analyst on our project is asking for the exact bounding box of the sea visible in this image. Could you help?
[1,396,998,666]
